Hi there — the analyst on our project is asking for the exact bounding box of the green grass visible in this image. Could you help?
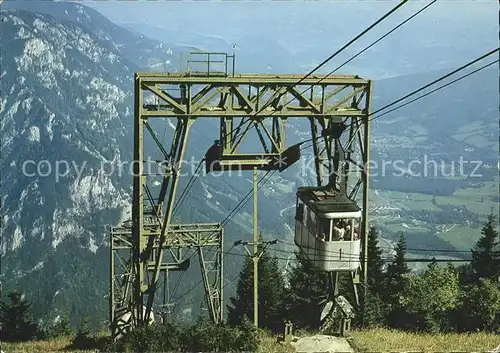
[408,124,428,136]
[4,329,499,353]
[456,120,485,134]
[435,224,484,251]
[437,180,499,216]
[1,331,294,353]
[1,337,94,353]
[349,328,500,352]
[369,176,499,250]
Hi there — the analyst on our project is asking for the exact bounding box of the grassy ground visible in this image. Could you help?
[349,328,500,352]
[3,329,499,352]
[0,337,95,353]
[0,332,293,353]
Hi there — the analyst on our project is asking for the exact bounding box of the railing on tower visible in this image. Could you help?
[186,52,236,77]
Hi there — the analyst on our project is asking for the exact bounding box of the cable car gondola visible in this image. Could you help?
[294,187,361,272]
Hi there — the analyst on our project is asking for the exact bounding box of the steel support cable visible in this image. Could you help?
[172,158,205,217]
[167,48,498,310]
[276,238,474,255]
[170,168,272,305]
[172,1,432,253]
[237,8,499,153]
[227,0,410,142]
[146,58,496,315]
[172,271,242,308]
[244,0,437,127]
[368,48,499,119]
[173,243,474,307]
[328,1,438,77]
[293,53,500,152]
[170,244,236,304]
[221,171,275,227]
[169,249,201,300]
[269,244,465,260]
[220,170,275,227]
[368,58,499,123]
[170,250,473,311]
[216,248,473,263]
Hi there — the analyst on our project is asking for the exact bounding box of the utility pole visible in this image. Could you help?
[234,168,278,327]
[234,236,278,328]
[253,167,258,327]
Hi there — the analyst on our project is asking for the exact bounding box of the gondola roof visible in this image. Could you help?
[296,186,360,214]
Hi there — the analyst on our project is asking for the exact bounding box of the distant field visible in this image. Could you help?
[438,179,499,216]
[452,120,497,150]
[369,176,499,250]
[436,224,485,251]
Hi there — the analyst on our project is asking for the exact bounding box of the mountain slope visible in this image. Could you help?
[0,5,270,327]
[1,0,193,70]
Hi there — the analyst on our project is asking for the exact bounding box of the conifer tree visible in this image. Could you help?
[227,256,253,328]
[362,227,387,327]
[471,213,500,282]
[385,232,410,299]
[384,232,411,328]
[286,250,328,330]
[227,246,287,332]
[258,253,288,331]
[71,315,94,349]
[0,291,39,342]
[366,227,385,297]
[50,313,74,338]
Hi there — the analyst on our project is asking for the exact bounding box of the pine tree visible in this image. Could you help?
[50,313,74,338]
[286,250,328,330]
[227,246,287,333]
[471,213,500,282]
[71,315,94,349]
[227,256,253,328]
[258,253,288,332]
[362,227,387,327]
[385,233,410,300]
[384,232,411,329]
[0,291,39,342]
[362,293,386,329]
[366,227,385,297]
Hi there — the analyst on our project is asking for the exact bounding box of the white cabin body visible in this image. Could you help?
[294,187,362,272]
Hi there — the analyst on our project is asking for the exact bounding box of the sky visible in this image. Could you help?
[86,1,496,28]
[82,0,498,78]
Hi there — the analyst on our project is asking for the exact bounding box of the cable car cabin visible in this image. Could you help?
[294,187,361,272]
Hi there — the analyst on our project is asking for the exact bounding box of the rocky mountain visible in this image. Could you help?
[0,3,289,328]
[0,6,139,327]
[1,0,194,70]
[0,4,222,329]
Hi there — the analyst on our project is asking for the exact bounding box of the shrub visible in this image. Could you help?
[109,323,181,353]
[70,316,96,350]
[107,318,259,353]
[181,317,258,352]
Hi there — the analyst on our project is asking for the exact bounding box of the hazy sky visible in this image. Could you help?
[82,0,498,77]
[86,1,496,27]
[85,1,497,51]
